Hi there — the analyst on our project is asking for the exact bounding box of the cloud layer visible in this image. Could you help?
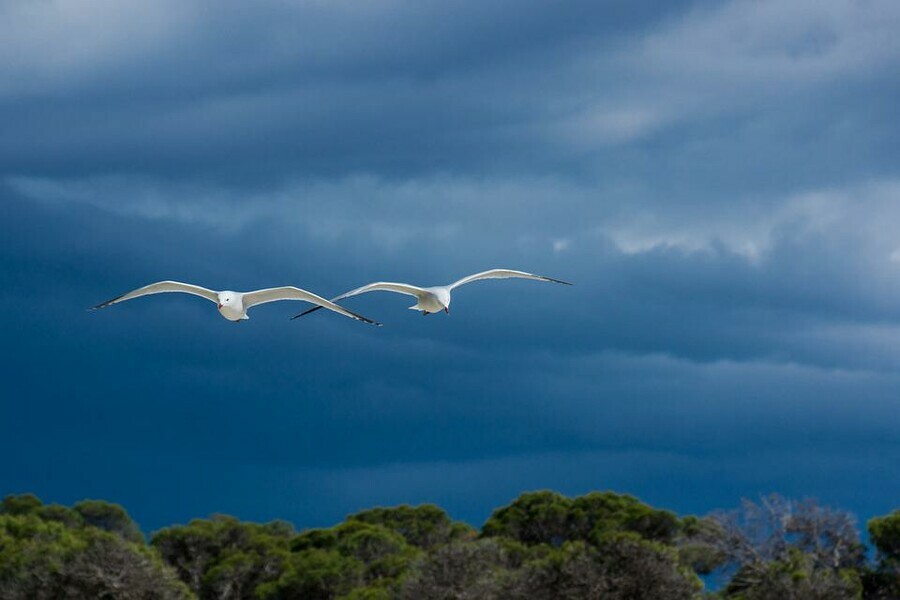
[1,0,899,531]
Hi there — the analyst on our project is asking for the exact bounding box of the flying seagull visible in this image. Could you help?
[92,281,381,325]
[293,269,572,319]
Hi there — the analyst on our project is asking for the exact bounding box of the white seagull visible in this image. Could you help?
[92,281,381,325]
[293,269,572,319]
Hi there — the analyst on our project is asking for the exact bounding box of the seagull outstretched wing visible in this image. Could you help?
[91,281,218,310]
[449,269,572,290]
[244,287,381,325]
[291,282,428,319]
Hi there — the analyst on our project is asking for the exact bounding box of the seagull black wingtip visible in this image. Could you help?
[291,305,324,320]
[544,276,574,285]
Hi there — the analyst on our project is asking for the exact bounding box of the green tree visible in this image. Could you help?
[293,519,421,595]
[864,510,900,600]
[73,499,144,543]
[347,505,473,549]
[571,492,681,544]
[0,512,190,600]
[1,494,86,529]
[0,494,42,516]
[3,491,894,600]
[725,549,862,600]
[399,538,514,600]
[869,510,900,565]
[151,514,292,599]
[507,537,699,600]
[481,490,682,546]
[707,495,865,599]
[482,491,570,546]
[677,515,728,575]
[255,548,362,600]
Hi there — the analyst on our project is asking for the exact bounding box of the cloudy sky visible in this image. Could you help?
[2,0,899,533]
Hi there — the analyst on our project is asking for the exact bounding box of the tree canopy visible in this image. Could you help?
[0,496,188,599]
[0,491,896,599]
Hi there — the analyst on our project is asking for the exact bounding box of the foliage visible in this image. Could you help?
[481,490,681,546]
[1,491,898,599]
[864,510,900,600]
[345,504,473,549]
[150,514,292,599]
[701,494,869,599]
[0,497,190,600]
[507,537,700,600]
[291,518,425,596]
[477,491,699,598]
[724,549,862,600]
[0,494,42,516]
[678,515,729,575]
[398,537,514,600]
[869,510,900,564]
[255,548,362,600]
[73,499,145,543]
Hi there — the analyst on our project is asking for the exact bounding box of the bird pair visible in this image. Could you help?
[92,269,572,325]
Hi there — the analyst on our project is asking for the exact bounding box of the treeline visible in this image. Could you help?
[0,491,897,599]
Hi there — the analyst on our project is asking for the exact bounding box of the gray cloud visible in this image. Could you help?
[2,0,897,187]
[1,0,899,533]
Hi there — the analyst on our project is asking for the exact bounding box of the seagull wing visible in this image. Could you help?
[243,286,381,325]
[91,281,219,310]
[291,282,428,319]
[448,269,573,290]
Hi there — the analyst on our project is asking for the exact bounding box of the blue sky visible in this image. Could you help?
[1,0,899,535]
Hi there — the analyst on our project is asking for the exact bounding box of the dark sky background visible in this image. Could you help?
[2,0,899,535]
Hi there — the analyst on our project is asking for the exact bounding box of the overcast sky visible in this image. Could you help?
[1,0,899,533]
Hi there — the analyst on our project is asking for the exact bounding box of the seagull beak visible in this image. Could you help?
[217,303,223,309]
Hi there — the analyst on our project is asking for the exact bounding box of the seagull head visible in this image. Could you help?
[434,287,452,313]
[217,292,236,310]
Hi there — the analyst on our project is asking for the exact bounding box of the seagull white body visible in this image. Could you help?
[92,281,380,325]
[293,269,572,319]
[413,287,452,314]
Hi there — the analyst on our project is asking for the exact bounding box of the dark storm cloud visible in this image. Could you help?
[2,0,897,187]
[3,169,900,530]
[2,0,900,532]
[0,0,700,180]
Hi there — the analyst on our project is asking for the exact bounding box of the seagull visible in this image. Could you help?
[91,281,381,325]
[292,269,572,319]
